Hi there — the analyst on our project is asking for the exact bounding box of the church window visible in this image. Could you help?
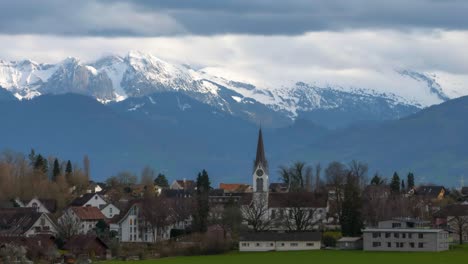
[256,178,264,192]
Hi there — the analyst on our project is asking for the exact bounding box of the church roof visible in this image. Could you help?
[253,128,268,173]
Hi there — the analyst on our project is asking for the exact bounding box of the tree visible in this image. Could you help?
[370,173,385,185]
[401,180,406,192]
[279,162,312,192]
[278,192,322,231]
[65,160,73,182]
[390,172,401,194]
[52,158,61,182]
[193,170,211,232]
[57,209,80,240]
[33,154,48,175]
[325,161,347,221]
[141,166,155,184]
[241,195,271,232]
[141,195,173,242]
[220,198,243,238]
[407,172,415,190]
[448,215,468,245]
[83,155,90,180]
[340,173,363,236]
[115,171,137,186]
[28,149,36,166]
[154,173,169,188]
[314,163,322,193]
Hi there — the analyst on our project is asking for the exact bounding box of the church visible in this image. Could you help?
[242,128,328,232]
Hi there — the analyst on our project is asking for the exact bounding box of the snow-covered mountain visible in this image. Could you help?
[1,51,465,127]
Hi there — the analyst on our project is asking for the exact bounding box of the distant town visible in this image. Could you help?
[0,129,467,263]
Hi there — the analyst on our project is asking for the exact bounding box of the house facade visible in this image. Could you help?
[363,218,449,252]
[70,193,107,208]
[100,203,120,219]
[0,208,58,237]
[239,232,321,252]
[60,206,106,235]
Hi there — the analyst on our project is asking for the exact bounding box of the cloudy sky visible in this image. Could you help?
[1,0,468,98]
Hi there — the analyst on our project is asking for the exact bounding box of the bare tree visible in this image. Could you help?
[279,192,322,231]
[325,161,347,221]
[241,195,272,232]
[314,163,322,193]
[57,209,81,240]
[279,162,313,192]
[141,195,174,242]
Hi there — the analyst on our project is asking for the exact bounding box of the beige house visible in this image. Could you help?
[239,232,321,252]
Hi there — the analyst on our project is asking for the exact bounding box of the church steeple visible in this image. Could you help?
[254,128,268,173]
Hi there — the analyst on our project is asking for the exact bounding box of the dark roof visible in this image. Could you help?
[240,232,321,242]
[162,189,193,198]
[253,128,268,173]
[70,193,100,206]
[461,187,468,196]
[174,180,195,190]
[415,186,445,198]
[38,199,57,213]
[435,204,468,217]
[64,235,108,250]
[0,208,43,236]
[268,193,328,208]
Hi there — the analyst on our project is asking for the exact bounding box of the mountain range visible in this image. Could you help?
[2,51,465,128]
[1,51,468,186]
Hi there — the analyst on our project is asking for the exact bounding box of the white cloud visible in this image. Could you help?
[1,29,468,106]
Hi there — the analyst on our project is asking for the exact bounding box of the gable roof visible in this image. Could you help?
[174,180,195,190]
[0,208,43,236]
[71,206,105,220]
[415,186,445,198]
[64,234,108,250]
[70,193,103,206]
[29,198,57,213]
[240,231,321,242]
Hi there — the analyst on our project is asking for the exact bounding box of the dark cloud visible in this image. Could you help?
[1,0,468,36]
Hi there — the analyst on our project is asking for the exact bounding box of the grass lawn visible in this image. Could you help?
[102,245,468,264]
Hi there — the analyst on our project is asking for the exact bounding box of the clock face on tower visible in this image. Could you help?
[256,169,264,177]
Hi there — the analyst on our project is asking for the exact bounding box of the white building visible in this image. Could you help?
[239,232,321,252]
[0,208,58,237]
[70,193,107,208]
[60,206,106,235]
[100,203,120,219]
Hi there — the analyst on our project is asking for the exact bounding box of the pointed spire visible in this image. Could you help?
[254,128,268,172]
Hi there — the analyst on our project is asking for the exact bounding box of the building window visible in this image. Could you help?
[372,242,381,248]
[418,243,424,248]
[256,243,260,247]
[110,207,113,213]
[372,232,381,238]
[387,242,391,248]
[281,243,285,246]
[408,233,413,239]
[306,243,314,247]
[40,218,46,226]
[409,242,415,248]
[290,243,298,247]
[402,233,406,239]
[385,233,391,238]
[130,219,133,225]
[394,233,399,238]
[392,223,402,228]
[270,243,274,247]
[418,233,424,239]
[271,210,276,219]
[241,243,249,247]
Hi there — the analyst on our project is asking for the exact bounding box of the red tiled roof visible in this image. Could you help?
[219,183,251,192]
[71,206,105,220]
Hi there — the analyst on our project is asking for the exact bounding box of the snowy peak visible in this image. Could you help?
[1,51,467,127]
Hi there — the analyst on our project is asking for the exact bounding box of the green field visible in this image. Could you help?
[103,246,468,264]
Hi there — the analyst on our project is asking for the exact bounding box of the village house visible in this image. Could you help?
[70,193,107,208]
[219,183,252,193]
[362,218,449,252]
[60,206,106,235]
[434,203,468,243]
[64,235,110,259]
[170,179,196,191]
[0,208,58,237]
[337,237,363,250]
[15,198,57,214]
[100,203,120,219]
[239,232,321,252]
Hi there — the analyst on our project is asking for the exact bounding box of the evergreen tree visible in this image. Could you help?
[401,180,405,192]
[390,172,401,194]
[52,158,61,182]
[154,173,169,187]
[28,149,36,166]
[407,172,415,190]
[193,170,211,233]
[33,154,48,174]
[340,173,363,236]
[65,160,73,182]
[370,174,384,185]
